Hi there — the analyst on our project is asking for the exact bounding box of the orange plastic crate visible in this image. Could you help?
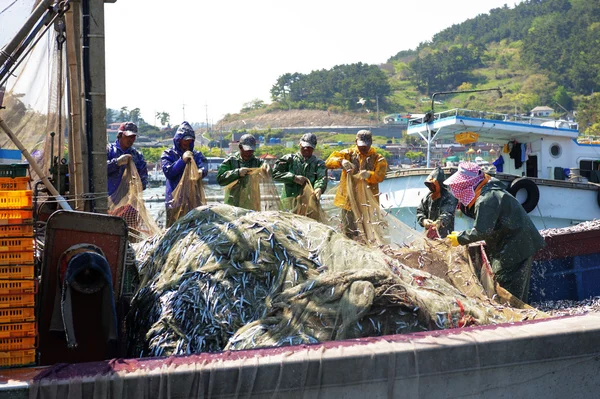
[0,238,33,252]
[0,349,36,368]
[0,280,36,295]
[0,252,34,266]
[0,336,36,351]
[0,209,33,224]
[0,322,36,338]
[0,294,35,309]
[0,265,34,279]
[0,308,35,323]
[0,191,32,209]
[0,177,30,191]
[0,224,33,238]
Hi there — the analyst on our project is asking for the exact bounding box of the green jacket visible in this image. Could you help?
[416,168,457,238]
[457,177,545,266]
[216,152,264,207]
[272,153,328,199]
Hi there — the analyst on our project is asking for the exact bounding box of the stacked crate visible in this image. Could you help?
[0,165,36,368]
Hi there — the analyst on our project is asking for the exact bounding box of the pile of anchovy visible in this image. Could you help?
[532,297,600,316]
[539,219,600,238]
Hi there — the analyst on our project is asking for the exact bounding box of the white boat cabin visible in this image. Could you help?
[407,109,598,182]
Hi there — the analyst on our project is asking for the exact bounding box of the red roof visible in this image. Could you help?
[259,154,277,159]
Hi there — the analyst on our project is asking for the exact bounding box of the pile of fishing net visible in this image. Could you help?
[126,204,546,357]
[109,162,161,240]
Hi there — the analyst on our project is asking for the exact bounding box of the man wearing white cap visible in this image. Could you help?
[325,130,388,238]
[444,161,544,302]
[217,134,265,208]
[273,133,328,208]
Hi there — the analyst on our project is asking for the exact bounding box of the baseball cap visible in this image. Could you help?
[239,134,257,151]
[299,133,317,148]
[356,130,372,146]
[118,122,138,136]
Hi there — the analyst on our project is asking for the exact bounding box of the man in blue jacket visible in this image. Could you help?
[106,122,148,197]
[161,122,208,224]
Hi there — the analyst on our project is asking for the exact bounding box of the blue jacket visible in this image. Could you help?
[160,122,208,208]
[106,140,148,196]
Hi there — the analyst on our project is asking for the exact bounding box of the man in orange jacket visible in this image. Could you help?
[325,130,388,239]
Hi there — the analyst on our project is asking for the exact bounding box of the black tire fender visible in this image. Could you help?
[507,178,539,213]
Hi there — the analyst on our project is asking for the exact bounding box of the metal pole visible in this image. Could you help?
[0,0,53,69]
[0,117,72,210]
[82,0,108,213]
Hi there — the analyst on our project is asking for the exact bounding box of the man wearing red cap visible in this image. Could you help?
[444,161,544,302]
[106,122,148,196]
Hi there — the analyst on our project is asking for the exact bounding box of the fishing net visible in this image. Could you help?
[1,2,68,183]
[108,162,161,240]
[223,166,282,211]
[166,159,206,228]
[288,182,331,224]
[127,204,547,357]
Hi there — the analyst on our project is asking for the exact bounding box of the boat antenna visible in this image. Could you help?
[423,87,503,167]
[429,87,503,118]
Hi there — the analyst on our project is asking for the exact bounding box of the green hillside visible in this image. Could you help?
[223,0,600,135]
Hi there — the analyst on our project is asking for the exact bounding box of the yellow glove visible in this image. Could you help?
[447,231,460,247]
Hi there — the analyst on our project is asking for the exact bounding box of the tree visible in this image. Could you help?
[129,108,142,125]
[156,112,170,126]
[118,107,129,122]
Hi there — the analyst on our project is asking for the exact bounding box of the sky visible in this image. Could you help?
[1,0,523,126]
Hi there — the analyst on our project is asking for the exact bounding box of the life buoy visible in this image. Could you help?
[507,178,539,213]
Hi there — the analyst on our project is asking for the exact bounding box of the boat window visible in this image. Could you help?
[549,143,561,158]
[579,160,600,179]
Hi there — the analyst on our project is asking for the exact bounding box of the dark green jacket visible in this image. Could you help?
[272,153,328,199]
[457,177,545,265]
[416,168,457,238]
[216,152,264,207]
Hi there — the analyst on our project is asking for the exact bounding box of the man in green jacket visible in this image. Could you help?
[217,134,264,209]
[416,167,457,238]
[445,161,545,302]
[272,133,328,209]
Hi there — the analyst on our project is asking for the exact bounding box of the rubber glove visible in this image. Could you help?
[422,219,434,229]
[293,175,309,186]
[182,151,193,163]
[357,170,370,180]
[239,167,250,177]
[116,154,132,166]
[341,159,354,172]
[447,231,460,247]
[313,188,322,200]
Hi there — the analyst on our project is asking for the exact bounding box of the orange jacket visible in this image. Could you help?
[325,146,388,210]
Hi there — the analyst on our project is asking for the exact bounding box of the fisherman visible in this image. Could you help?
[272,133,328,208]
[161,121,208,226]
[416,167,457,238]
[444,161,545,302]
[325,130,388,239]
[216,134,266,209]
[106,121,148,197]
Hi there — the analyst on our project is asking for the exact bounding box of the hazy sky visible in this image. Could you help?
[2,0,523,126]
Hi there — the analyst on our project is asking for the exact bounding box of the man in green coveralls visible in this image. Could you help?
[216,134,264,209]
[272,133,328,209]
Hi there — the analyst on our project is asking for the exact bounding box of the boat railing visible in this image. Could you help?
[408,108,577,130]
